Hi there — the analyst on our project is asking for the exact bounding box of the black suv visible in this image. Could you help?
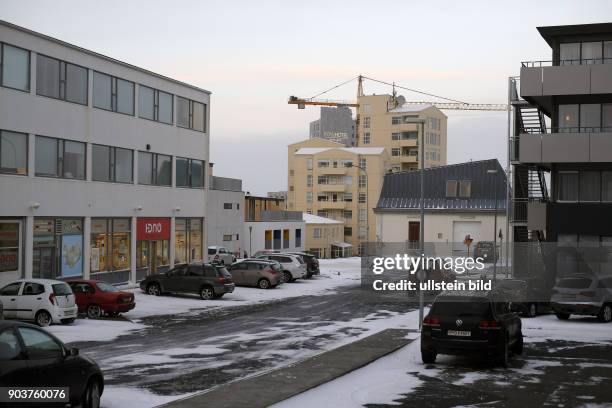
[421,289,523,366]
[140,263,235,300]
[286,251,320,278]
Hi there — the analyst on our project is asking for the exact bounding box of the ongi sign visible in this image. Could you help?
[137,218,171,241]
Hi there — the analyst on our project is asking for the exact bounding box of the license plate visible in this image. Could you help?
[447,330,471,337]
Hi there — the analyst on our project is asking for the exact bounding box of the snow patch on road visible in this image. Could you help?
[101,386,194,408]
[47,318,146,344]
[522,314,612,344]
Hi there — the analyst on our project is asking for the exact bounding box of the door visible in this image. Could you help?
[163,265,186,292]
[408,222,420,248]
[149,241,158,275]
[32,247,55,279]
[453,221,482,253]
[0,282,22,319]
[183,265,204,293]
[17,282,46,320]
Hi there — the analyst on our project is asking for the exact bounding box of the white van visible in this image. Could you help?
[0,279,78,327]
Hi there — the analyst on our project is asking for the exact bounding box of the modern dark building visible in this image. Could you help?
[309,106,355,146]
[511,23,612,276]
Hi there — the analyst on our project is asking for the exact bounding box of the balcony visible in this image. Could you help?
[398,139,418,147]
[317,200,346,210]
[520,60,612,114]
[518,129,612,163]
[318,184,347,193]
[318,166,347,175]
[398,155,418,164]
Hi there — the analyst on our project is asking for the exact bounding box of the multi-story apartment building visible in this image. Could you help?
[287,138,390,252]
[309,106,356,147]
[511,23,612,276]
[356,95,448,172]
[0,21,210,285]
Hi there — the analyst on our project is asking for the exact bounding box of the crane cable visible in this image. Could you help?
[362,76,468,104]
[309,76,359,100]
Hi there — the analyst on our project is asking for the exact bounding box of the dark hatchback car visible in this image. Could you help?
[286,252,320,278]
[0,321,103,408]
[421,290,523,366]
[140,263,235,300]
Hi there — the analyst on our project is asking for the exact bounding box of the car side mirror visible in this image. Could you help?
[69,347,79,357]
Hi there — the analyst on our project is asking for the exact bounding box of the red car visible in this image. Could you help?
[67,280,135,318]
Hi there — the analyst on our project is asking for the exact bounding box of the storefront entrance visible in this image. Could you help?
[136,218,170,279]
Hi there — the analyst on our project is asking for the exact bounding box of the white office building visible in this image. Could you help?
[0,21,210,285]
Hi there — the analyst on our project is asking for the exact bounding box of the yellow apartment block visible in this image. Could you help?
[302,213,347,259]
[357,94,448,172]
[288,138,390,252]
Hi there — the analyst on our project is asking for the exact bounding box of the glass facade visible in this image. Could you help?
[174,218,203,265]
[90,218,131,274]
[33,218,83,279]
[1,43,30,91]
[0,221,21,273]
[0,130,27,175]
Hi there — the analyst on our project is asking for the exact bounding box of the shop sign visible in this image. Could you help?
[0,248,19,272]
[137,218,170,241]
[61,219,83,235]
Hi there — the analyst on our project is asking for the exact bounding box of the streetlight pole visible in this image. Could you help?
[346,162,367,255]
[248,226,253,257]
[487,169,498,280]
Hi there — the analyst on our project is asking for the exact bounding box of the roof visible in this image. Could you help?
[537,23,612,47]
[388,104,432,113]
[13,278,67,284]
[294,147,386,156]
[0,20,211,95]
[376,159,507,212]
[303,213,343,225]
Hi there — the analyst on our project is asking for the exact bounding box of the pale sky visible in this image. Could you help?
[3,0,611,194]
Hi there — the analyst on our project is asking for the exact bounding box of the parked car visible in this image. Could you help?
[207,246,237,265]
[140,263,235,300]
[421,289,523,367]
[473,241,499,263]
[0,320,103,407]
[0,279,78,327]
[255,253,307,283]
[0,300,3,320]
[494,278,551,318]
[67,280,135,319]
[550,275,612,322]
[252,249,278,258]
[285,251,320,278]
[228,259,283,289]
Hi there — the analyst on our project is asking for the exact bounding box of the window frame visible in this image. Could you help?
[36,53,88,106]
[34,135,86,180]
[0,42,31,93]
[0,129,28,176]
[92,144,134,184]
[177,96,207,133]
[138,84,174,125]
[175,157,205,189]
[137,151,172,187]
[92,70,135,116]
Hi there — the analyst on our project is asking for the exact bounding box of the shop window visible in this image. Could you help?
[138,85,173,124]
[177,96,207,132]
[1,43,30,92]
[92,144,133,183]
[36,54,87,105]
[0,130,27,175]
[138,151,171,186]
[93,71,135,115]
[0,222,20,273]
[33,218,83,279]
[35,136,85,180]
[90,218,131,273]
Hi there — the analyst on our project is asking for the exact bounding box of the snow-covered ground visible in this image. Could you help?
[50,257,361,345]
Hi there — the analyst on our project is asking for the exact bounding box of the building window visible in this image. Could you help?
[273,230,281,250]
[359,175,367,188]
[580,171,601,202]
[283,229,290,249]
[307,174,313,187]
[223,203,233,209]
[557,171,579,202]
[359,193,366,203]
[318,176,328,185]
[265,230,272,249]
[359,209,367,221]
[603,172,612,202]
[223,234,232,241]
[175,218,203,264]
[307,159,313,170]
[363,117,370,129]
[35,136,85,179]
[92,144,133,183]
[459,180,471,198]
[90,218,131,273]
[137,151,171,186]
[363,132,370,144]
[560,43,581,65]
[33,218,84,279]
[318,160,330,168]
[344,192,352,202]
[446,180,458,197]
[391,148,400,156]
[0,130,27,175]
[344,210,352,220]
[295,229,302,247]
[392,117,401,125]
[93,71,135,115]
[138,85,173,124]
[359,227,367,239]
[306,192,312,203]
[313,228,322,239]
[359,157,366,169]
[176,157,205,188]
[1,43,30,92]
[344,227,352,236]
[0,222,20,273]
[177,97,207,132]
[36,54,87,105]
[317,210,328,218]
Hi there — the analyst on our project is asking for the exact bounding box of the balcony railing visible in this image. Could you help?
[520,126,612,134]
[522,58,612,67]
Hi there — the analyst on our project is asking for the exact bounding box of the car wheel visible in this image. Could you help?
[421,350,437,364]
[598,304,612,323]
[527,303,537,318]
[35,310,52,327]
[258,278,271,289]
[147,283,161,296]
[200,286,214,300]
[87,304,102,319]
[283,271,292,283]
[555,312,570,320]
[514,331,524,355]
[61,318,75,325]
[82,378,101,408]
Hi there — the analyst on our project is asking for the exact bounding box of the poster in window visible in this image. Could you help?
[61,234,83,277]
[91,246,100,272]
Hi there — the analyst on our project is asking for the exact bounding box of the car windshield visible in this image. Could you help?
[556,278,592,289]
[431,298,491,317]
[52,283,72,296]
[97,282,119,292]
[208,248,216,255]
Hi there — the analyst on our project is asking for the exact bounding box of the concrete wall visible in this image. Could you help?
[243,221,305,256]
[521,64,612,97]
[206,189,245,256]
[519,132,612,163]
[305,222,344,259]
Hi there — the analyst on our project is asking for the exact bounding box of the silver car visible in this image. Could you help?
[207,246,237,265]
[255,254,307,283]
[551,274,612,322]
